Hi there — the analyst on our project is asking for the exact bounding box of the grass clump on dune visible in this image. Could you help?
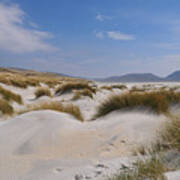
[169,86,180,91]
[0,85,22,104]
[130,86,146,93]
[0,71,67,88]
[111,84,127,90]
[161,115,180,151]
[0,99,14,115]
[20,101,84,122]
[95,90,180,118]
[101,86,113,91]
[72,88,93,100]
[133,114,180,157]
[10,78,28,88]
[35,87,51,99]
[101,84,127,91]
[0,74,38,88]
[109,156,167,180]
[24,78,40,87]
[0,68,93,89]
[55,82,96,95]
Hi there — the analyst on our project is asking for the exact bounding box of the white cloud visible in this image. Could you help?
[96,13,111,22]
[107,31,135,40]
[0,3,57,53]
[28,21,39,29]
[95,31,104,39]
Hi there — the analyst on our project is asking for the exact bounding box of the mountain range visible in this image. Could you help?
[96,71,180,82]
[1,67,180,82]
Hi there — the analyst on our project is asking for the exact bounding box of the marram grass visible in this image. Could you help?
[95,90,180,118]
[72,88,93,100]
[0,69,90,89]
[19,101,84,122]
[35,87,51,99]
[109,155,167,180]
[161,114,180,150]
[0,85,22,104]
[0,99,14,115]
[55,81,96,95]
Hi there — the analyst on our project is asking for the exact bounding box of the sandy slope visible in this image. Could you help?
[0,110,167,179]
[0,82,180,179]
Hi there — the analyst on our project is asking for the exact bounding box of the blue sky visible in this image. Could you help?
[1,0,180,77]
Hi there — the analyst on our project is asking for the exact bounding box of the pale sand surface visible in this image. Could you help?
[0,82,180,179]
[0,110,167,179]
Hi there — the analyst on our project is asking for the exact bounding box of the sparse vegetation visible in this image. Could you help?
[142,84,153,88]
[132,113,180,170]
[169,86,180,91]
[0,98,14,115]
[109,113,180,180]
[160,86,168,91]
[35,87,52,99]
[72,88,93,100]
[101,85,113,91]
[19,101,84,122]
[161,115,180,150]
[0,68,89,89]
[109,156,167,180]
[132,140,169,156]
[0,85,22,104]
[101,84,127,91]
[0,73,38,88]
[0,74,27,88]
[111,84,127,90]
[10,79,28,88]
[95,90,180,118]
[130,86,146,92]
[55,82,96,95]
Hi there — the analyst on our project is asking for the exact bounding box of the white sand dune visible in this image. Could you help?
[0,81,180,179]
[0,109,167,179]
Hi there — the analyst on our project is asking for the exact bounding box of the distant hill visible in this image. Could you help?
[165,71,180,81]
[2,66,180,82]
[99,73,164,82]
[0,67,71,78]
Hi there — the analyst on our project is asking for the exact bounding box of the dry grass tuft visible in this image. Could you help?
[0,98,14,115]
[0,85,22,104]
[55,82,96,95]
[130,86,146,93]
[169,86,180,91]
[111,84,127,90]
[109,156,167,180]
[133,114,180,157]
[10,79,28,88]
[19,101,84,122]
[132,140,169,156]
[62,104,84,122]
[72,88,93,100]
[0,68,90,89]
[95,90,180,118]
[35,87,51,99]
[101,86,113,91]
[0,74,38,88]
[161,115,180,151]
[101,84,127,91]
